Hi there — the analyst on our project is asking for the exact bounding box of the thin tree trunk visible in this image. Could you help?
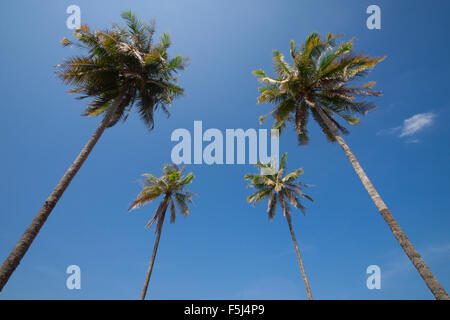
[140,196,170,300]
[285,213,313,300]
[0,93,125,292]
[314,105,449,300]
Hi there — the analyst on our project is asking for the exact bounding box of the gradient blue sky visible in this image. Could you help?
[1,0,450,299]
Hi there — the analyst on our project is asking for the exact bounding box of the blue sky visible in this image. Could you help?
[1,0,450,299]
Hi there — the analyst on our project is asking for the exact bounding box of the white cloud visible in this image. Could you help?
[399,112,436,137]
[381,242,450,283]
[376,126,401,136]
[377,112,436,142]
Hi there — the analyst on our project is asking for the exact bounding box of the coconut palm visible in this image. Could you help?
[245,153,314,299]
[129,164,196,300]
[253,32,448,299]
[0,11,188,291]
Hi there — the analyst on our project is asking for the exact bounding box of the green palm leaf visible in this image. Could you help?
[129,164,196,228]
[253,32,384,144]
[57,11,188,130]
[245,153,313,218]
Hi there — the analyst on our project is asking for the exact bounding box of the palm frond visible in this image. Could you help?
[254,33,384,143]
[245,154,313,219]
[129,165,195,228]
[57,11,187,130]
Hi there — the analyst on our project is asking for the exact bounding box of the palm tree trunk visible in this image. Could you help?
[314,105,449,300]
[285,213,313,300]
[0,93,125,292]
[140,196,170,300]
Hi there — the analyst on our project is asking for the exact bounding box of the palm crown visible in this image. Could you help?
[254,32,385,145]
[129,164,196,230]
[57,11,187,129]
[245,153,313,219]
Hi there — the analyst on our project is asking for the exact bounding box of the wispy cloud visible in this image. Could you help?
[382,242,450,282]
[377,112,436,142]
[376,126,401,136]
[399,113,436,137]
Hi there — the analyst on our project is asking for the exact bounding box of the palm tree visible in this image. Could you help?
[245,153,314,300]
[0,11,188,291]
[253,32,449,300]
[129,164,196,300]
